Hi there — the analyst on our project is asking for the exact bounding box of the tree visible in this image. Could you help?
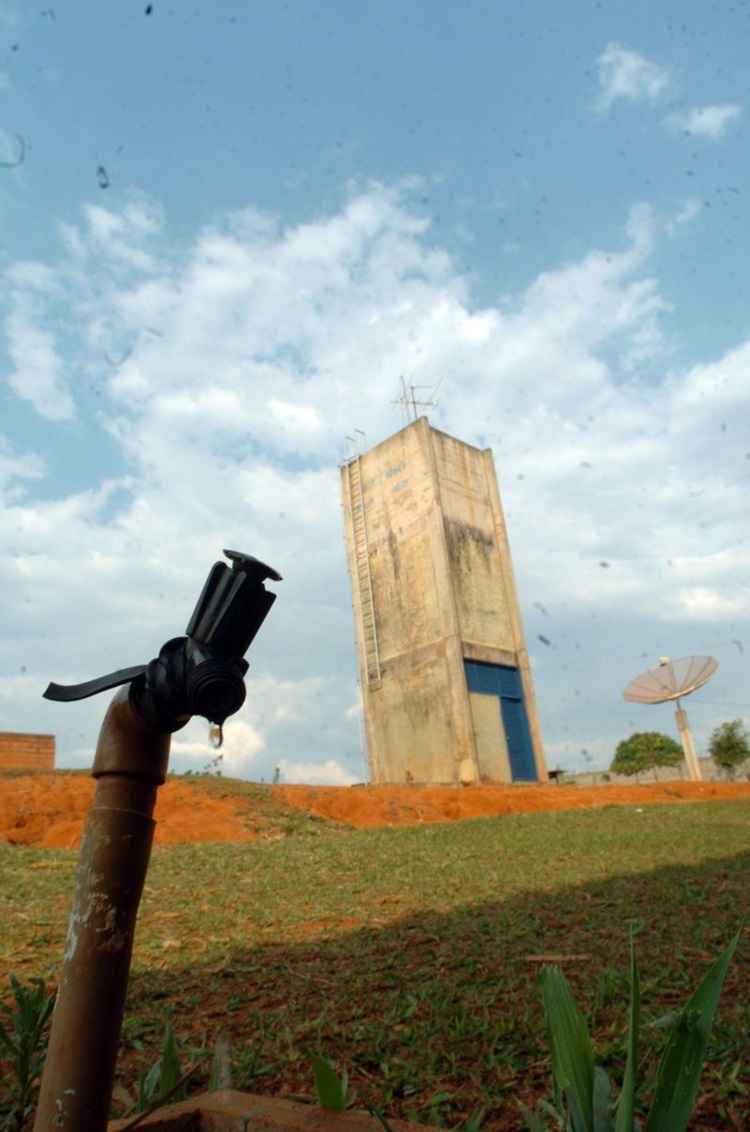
[610,731,683,777]
[708,719,750,779]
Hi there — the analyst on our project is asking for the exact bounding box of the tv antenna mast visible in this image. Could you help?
[341,428,367,463]
[622,655,719,781]
[392,375,443,427]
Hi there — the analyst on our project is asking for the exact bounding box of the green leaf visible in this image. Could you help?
[139,1059,162,1108]
[158,1021,183,1101]
[306,1051,348,1111]
[37,991,55,1032]
[518,1099,552,1131]
[644,929,740,1132]
[537,1098,570,1129]
[427,1091,453,1107]
[0,1018,17,1055]
[366,1105,398,1132]
[541,966,596,1132]
[615,932,640,1132]
[592,1067,614,1132]
[463,1106,487,1131]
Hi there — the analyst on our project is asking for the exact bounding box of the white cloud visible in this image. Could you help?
[269,399,323,435]
[677,588,746,621]
[1,183,748,781]
[0,437,45,499]
[596,43,671,111]
[5,303,75,421]
[278,758,358,786]
[171,715,265,777]
[666,198,701,235]
[664,102,742,140]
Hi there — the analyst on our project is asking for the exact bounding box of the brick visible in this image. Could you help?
[0,732,55,771]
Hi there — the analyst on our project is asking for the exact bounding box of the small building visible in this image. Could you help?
[0,732,56,772]
[340,416,546,785]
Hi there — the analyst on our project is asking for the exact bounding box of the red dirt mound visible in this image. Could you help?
[2,775,749,849]
[276,780,750,829]
[0,776,257,849]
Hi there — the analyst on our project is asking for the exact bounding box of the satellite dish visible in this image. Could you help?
[622,655,718,781]
[624,655,718,705]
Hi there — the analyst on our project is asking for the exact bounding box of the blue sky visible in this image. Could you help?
[1,1,748,781]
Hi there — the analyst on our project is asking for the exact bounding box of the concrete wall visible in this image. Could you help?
[432,428,547,783]
[341,417,546,785]
[559,757,749,786]
[433,428,515,651]
[342,419,472,784]
[0,732,55,772]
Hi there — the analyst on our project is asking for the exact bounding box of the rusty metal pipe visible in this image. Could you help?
[33,686,171,1132]
[34,550,280,1131]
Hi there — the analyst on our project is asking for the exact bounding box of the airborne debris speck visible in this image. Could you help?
[732,639,744,654]
[599,560,611,568]
[537,634,552,647]
[96,165,110,189]
[533,601,549,616]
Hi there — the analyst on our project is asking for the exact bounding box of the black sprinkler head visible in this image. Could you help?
[43,549,281,734]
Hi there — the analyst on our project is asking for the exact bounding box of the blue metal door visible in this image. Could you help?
[464,660,537,782]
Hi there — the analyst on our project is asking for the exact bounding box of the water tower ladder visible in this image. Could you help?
[349,458,381,685]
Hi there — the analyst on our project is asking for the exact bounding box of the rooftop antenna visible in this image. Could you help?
[622,655,719,781]
[392,374,439,427]
[339,429,367,467]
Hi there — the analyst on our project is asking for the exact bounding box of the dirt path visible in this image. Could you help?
[2,773,749,848]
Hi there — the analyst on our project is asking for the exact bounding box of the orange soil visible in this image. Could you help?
[2,774,749,849]
[276,779,750,829]
[0,776,258,849]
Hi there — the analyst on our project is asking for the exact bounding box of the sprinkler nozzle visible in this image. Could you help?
[43,549,281,734]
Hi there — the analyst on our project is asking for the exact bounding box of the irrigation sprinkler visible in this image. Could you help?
[33,550,281,1132]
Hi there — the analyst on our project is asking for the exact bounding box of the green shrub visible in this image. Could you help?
[308,931,738,1132]
[6,929,738,1132]
[112,1019,204,1118]
[708,719,750,779]
[610,733,682,778]
[520,928,740,1132]
[0,976,55,1132]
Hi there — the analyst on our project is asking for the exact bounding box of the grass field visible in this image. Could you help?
[1,780,748,1130]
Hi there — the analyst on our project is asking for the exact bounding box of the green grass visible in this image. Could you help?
[1,790,748,1130]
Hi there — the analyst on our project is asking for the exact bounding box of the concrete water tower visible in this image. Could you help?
[340,416,546,786]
